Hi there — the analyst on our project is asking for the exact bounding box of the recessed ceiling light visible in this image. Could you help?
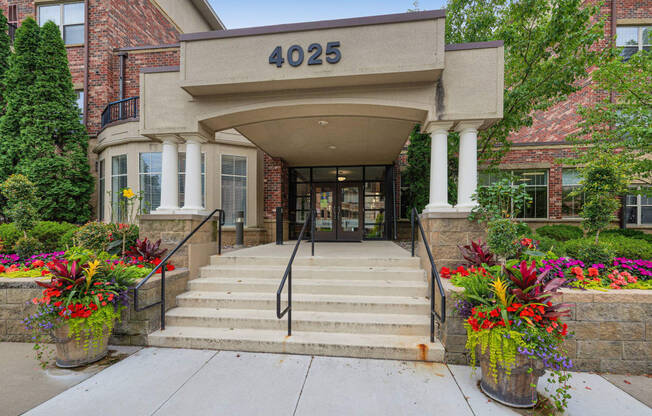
[338,176,346,182]
[318,120,329,126]
[328,145,337,150]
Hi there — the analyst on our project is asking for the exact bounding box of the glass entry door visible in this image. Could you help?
[314,184,336,240]
[337,183,363,241]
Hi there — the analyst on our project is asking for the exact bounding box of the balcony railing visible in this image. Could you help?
[101,96,139,128]
[8,22,17,43]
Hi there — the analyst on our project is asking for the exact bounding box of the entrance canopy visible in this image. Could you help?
[139,10,503,164]
[139,10,504,213]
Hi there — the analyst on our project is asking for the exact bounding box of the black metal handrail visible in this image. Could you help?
[276,208,315,336]
[101,96,139,128]
[411,207,446,342]
[133,208,225,330]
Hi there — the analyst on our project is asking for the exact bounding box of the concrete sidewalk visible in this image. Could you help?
[22,347,652,416]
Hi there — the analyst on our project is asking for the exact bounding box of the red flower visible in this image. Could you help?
[166,264,175,272]
[489,308,500,318]
[440,267,451,279]
[0,265,5,273]
[588,267,599,277]
[31,260,45,268]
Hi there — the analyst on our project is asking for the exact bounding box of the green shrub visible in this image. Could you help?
[515,222,531,236]
[487,218,522,259]
[532,234,558,253]
[0,223,20,253]
[536,224,584,242]
[601,228,652,244]
[561,238,615,265]
[74,222,111,252]
[14,236,43,258]
[58,227,77,250]
[600,235,652,260]
[28,221,78,252]
[107,223,139,254]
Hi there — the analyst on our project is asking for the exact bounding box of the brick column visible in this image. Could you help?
[263,154,289,240]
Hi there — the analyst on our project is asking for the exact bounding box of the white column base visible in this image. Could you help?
[178,207,209,216]
[152,207,179,215]
[423,204,477,214]
[423,203,454,213]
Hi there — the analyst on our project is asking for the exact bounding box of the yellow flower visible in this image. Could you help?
[122,188,135,198]
[491,277,509,307]
[83,259,100,291]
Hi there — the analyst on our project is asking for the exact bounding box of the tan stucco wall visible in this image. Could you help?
[152,0,213,33]
[96,123,263,228]
[179,18,445,95]
[437,47,504,124]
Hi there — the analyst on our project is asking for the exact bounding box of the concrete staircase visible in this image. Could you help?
[148,247,444,361]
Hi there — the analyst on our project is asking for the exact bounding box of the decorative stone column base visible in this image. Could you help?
[417,211,486,272]
[139,214,219,278]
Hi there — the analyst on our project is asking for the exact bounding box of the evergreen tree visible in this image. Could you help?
[0,10,11,116]
[0,17,40,194]
[17,21,93,223]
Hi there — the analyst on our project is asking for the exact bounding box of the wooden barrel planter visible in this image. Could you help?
[52,323,112,368]
[477,347,546,408]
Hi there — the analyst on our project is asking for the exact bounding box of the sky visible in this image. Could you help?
[207,1,447,29]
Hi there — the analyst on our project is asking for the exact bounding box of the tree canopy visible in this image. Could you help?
[445,0,605,165]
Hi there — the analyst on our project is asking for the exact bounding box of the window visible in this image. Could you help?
[139,153,162,214]
[8,5,17,43]
[111,155,127,222]
[38,2,84,45]
[625,187,652,226]
[221,155,247,226]
[75,90,84,116]
[479,170,548,219]
[178,152,206,208]
[616,26,651,60]
[98,159,105,221]
[562,169,584,218]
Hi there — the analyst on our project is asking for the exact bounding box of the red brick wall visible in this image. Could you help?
[263,154,289,221]
[110,48,180,102]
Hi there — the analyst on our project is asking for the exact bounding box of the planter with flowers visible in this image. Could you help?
[24,257,141,367]
[450,259,572,410]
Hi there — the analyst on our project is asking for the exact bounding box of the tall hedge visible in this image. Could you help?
[0,18,40,202]
[0,10,11,117]
[16,21,94,223]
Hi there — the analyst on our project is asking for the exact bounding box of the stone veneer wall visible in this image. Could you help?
[439,280,652,374]
[417,212,487,271]
[0,269,189,345]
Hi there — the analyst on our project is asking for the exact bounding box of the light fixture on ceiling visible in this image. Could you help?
[318,120,329,126]
[328,145,337,150]
[338,176,346,182]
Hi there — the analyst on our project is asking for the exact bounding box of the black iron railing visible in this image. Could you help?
[276,208,315,336]
[133,208,225,330]
[8,22,17,43]
[411,207,446,342]
[101,96,139,128]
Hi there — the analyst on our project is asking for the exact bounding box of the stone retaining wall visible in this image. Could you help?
[0,269,189,345]
[439,280,652,374]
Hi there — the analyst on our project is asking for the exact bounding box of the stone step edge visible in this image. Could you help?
[165,307,430,325]
[147,326,444,362]
[177,291,430,305]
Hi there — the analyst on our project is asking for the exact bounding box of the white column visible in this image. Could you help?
[424,122,454,212]
[154,136,179,213]
[181,136,205,213]
[456,122,482,210]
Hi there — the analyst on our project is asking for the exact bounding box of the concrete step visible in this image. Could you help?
[164,307,429,336]
[200,265,425,281]
[148,326,444,362]
[188,277,428,297]
[211,255,421,269]
[176,291,431,315]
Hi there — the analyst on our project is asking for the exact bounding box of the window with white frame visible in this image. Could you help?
[38,2,84,45]
[479,170,548,219]
[178,152,206,208]
[562,169,584,218]
[616,26,651,60]
[98,159,105,221]
[139,153,162,214]
[221,155,247,225]
[111,155,127,222]
[625,187,652,226]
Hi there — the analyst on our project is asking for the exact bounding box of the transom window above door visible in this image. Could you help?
[38,2,85,45]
